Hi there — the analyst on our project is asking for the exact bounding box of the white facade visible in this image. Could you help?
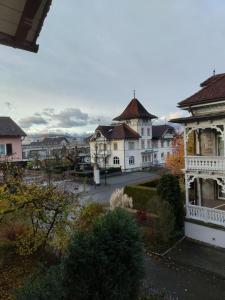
[90,131,144,172]
[90,99,175,172]
[152,131,175,165]
[172,75,225,248]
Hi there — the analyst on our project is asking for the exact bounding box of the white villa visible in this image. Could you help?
[90,97,176,173]
[171,73,225,248]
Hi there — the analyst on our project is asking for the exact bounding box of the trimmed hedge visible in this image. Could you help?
[124,185,159,212]
[138,178,160,188]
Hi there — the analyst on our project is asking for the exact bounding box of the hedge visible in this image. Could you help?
[124,185,159,212]
[138,178,160,188]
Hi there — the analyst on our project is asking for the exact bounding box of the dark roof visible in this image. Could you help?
[113,98,157,121]
[0,0,52,53]
[169,111,225,124]
[0,117,26,137]
[152,125,175,139]
[93,124,140,140]
[178,73,225,108]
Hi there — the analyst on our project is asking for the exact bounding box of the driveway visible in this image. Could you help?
[81,171,157,204]
[143,254,225,299]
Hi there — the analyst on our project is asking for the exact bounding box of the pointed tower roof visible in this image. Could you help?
[113,98,157,121]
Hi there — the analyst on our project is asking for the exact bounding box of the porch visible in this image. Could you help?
[185,175,225,228]
[185,156,225,172]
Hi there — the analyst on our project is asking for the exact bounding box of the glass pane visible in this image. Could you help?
[0,144,5,155]
[218,136,224,156]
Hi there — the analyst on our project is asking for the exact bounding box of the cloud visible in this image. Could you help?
[19,107,113,131]
[52,108,89,128]
[19,115,48,128]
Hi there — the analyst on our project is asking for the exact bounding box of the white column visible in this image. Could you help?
[185,173,189,206]
[195,130,202,206]
[184,127,187,157]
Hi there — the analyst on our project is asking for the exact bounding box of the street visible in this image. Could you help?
[81,171,157,204]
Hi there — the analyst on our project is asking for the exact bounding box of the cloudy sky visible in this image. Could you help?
[1,0,225,135]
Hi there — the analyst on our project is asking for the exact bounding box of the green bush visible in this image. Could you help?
[138,178,160,188]
[15,265,64,300]
[156,200,175,243]
[124,185,159,212]
[157,174,184,229]
[76,203,104,230]
[100,167,122,174]
[16,209,144,300]
[63,208,144,300]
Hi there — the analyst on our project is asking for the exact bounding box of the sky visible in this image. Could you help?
[1,0,225,135]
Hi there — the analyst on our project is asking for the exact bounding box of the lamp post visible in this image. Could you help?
[103,139,107,185]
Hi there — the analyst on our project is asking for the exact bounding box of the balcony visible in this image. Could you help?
[186,204,225,227]
[185,156,225,172]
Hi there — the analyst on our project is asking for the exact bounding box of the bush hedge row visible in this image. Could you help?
[124,185,159,212]
[138,178,160,188]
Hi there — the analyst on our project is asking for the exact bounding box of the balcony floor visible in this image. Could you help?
[202,198,225,211]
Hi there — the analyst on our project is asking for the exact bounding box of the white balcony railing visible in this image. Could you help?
[186,204,225,227]
[185,156,225,172]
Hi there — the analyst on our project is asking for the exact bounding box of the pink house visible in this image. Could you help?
[0,117,26,162]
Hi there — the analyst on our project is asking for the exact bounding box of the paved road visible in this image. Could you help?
[81,171,157,204]
[143,255,225,300]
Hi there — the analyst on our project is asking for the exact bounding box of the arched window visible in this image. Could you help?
[129,156,135,165]
[113,156,120,165]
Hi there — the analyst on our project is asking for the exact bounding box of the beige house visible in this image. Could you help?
[171,73,225,248]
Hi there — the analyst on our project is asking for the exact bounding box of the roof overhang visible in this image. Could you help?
[178,98,225,110]
[0,0,52,53]
[169,112,225,124]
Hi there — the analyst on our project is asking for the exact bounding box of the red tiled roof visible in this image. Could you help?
[113,98,157,121]
[152,125,175,139]
[178,73,225,108]
[94,124,140,140]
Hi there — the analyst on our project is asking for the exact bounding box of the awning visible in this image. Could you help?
[0,0,52,53]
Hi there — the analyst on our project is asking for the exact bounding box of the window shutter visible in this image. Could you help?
[6,144,12,155]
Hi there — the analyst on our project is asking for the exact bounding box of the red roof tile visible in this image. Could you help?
[178,73,225,108]
[93,124,140,140]
[113,98,157,121]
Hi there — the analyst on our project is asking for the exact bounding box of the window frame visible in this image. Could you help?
[0,144,6,155]
[129,156,135,165]
[113,156,120,165]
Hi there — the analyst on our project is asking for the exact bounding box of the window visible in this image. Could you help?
[154,153,157,159]
[128,141,135,150]
[0,144,11,155]
[167,140,170,147]
[161,152,164,159]
[167,152,170,157]
[0,144,6,155]
[152,140,158,148]
[161,140,164,148]
[141,140,145,150]
[147,128,150,136]
[113,156,120,165]
[129,156,135,165]
[113,143,118,151]
[147,140,151,149]
[141,128,144,136]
